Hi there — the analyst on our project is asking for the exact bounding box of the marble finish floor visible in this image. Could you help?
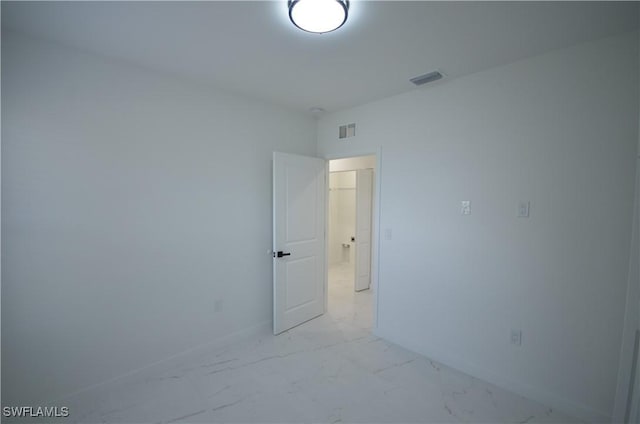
[61,263,580,423]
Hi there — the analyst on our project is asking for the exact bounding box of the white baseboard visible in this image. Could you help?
[54,320,272,404]
[373,327,610,424]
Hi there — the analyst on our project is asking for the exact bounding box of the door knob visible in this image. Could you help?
[274,251,291,258]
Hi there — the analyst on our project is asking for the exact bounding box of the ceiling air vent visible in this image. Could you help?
[339,123,356,140]
[410,70,443,86]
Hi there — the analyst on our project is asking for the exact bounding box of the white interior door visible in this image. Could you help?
[355,168,373,292]
[273,152,326,335]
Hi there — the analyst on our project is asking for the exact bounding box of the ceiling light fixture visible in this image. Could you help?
[288,0,349,34]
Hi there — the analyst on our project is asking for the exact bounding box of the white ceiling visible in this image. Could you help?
[2,1,638,113]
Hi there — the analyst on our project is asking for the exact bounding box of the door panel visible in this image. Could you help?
[285,256,316,309]
[355,169,373,292]
[273,152,326,334]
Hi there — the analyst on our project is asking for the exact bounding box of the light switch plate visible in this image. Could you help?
[511,329,522,346]
[518,201,530,218]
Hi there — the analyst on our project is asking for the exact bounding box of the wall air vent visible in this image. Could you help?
[339,123,356,140]
[410,70,444,86]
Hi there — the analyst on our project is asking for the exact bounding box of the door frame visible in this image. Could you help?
[322,148,382,330]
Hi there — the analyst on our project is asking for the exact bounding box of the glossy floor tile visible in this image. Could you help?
[62,263,580,423]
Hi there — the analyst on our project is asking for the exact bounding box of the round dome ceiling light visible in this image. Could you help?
[288,0,350,34]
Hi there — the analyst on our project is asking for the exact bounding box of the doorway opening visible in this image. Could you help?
[327,155,376,330]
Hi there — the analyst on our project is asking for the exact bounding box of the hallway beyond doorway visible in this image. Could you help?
[328,262,373,330]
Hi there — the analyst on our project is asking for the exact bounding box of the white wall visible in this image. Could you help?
[614,25,640,423]
[1,31,316,405]
[329,172,356,265]
[317,32,639,422]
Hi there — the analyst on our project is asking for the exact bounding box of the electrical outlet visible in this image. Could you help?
[517,201,530,218]
[385,228,392,240]
[214,299,224,313]
[510,329,522,346]
[461,200,471,215]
